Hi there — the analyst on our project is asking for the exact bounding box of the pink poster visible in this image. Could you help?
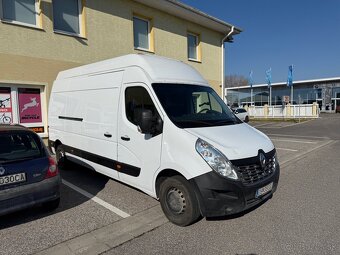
[18,88,42,124]
[0,87,12,124]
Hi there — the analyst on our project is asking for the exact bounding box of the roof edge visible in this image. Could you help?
[167,0,243,33]
[133,0,242,34]
[226,77,340,90]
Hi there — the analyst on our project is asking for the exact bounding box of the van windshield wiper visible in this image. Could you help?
[213,120,238,125]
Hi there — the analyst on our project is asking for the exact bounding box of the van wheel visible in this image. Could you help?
[159,175,200,226]
[56,145,68,169]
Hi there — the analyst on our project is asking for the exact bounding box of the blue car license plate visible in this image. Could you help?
[0,173,26,186]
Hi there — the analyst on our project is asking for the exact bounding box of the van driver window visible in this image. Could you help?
[125,86,159,126]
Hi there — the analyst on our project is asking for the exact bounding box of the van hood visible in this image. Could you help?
[185,123,274,160]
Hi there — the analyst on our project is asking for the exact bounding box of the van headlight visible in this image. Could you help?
[195,138,238,180]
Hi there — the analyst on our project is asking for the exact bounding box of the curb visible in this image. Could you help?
[35,205,168,255]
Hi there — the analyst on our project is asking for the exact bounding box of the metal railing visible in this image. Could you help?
[247,104,319,118]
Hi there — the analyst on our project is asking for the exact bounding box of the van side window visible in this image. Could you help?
[125,86,159,126]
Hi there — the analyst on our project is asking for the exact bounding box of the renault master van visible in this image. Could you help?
[48,54,279,226]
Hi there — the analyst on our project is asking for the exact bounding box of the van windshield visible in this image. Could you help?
[152,84,241,128]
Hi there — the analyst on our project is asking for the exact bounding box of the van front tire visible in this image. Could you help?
[159,175,201,226]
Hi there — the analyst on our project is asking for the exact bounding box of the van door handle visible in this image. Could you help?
[104,132,112,138]
[121,135,130,141]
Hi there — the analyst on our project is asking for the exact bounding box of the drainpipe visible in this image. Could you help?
[221,26,234,103]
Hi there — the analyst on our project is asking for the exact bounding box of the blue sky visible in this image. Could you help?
[180,0,340,84]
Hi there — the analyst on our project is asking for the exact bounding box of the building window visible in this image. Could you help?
[187,33,200,61]
[133,16,151,51]
[0,0,38,26]
[53,0,84,36]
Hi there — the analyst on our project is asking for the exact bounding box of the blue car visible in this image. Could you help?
[0,125,60,216]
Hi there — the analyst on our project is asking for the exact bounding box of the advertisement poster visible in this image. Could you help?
[0,87,12,124]
[18,88,42,124]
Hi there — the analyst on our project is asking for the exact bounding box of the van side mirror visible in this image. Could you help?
[134,108,153,134]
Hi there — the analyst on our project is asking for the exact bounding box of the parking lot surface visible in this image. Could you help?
[0,114,339,255]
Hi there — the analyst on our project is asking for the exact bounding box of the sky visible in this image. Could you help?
[180,0,340,85]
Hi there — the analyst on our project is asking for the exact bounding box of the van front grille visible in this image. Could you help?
[236,157,276,185]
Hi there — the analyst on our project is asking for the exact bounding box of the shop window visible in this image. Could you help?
[0,87,12,124]
[53,0,85,36]
[187,33,200,61]
[0,0,39,27]
[0,85,46,136]
[18,88,42,124]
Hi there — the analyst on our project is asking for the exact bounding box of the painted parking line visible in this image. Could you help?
[62,179,130,218]
[267,133,329,139]
[270,138,318,144]
[276,147,298,152]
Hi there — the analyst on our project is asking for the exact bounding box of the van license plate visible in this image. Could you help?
[256,182,273,198]
[0,173,26,187]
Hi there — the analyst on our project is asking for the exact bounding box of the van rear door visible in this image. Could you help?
[117,84,163,194]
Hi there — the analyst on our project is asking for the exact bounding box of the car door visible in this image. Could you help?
[117,84,163,194]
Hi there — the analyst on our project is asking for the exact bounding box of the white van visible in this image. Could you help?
[48,54,279,226]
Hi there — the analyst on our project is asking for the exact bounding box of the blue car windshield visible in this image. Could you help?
[0,132,44,163]
[152,84,241,128]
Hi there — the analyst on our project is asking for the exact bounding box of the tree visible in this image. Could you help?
[225,75,248,88]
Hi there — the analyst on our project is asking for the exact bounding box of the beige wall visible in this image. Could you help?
[0,0,224,95]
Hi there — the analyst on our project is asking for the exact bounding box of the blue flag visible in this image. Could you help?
[287,65,293,87]
[249,70,254,88]
[266,68,272,87]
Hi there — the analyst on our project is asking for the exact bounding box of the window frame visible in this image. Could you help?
[133,15,154,52]
[0,0,42,29]
[52,0,86,38]
[187,32,201,62]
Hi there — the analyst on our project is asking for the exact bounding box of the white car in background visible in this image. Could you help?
[232,108,249,123]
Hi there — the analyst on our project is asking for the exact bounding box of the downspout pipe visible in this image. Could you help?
[221,26,234,103]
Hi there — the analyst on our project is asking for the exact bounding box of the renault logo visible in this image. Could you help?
[0,166,5,176]
[259,153,266,169]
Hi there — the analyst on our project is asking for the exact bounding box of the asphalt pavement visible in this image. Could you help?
[106,114,340,255]
[0,114,339,255]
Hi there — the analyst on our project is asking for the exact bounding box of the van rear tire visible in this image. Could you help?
[56,145,68,170]
[159,175,201,226]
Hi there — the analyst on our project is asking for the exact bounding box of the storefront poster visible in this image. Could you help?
[0,87,12,124]
[18,88,42,124]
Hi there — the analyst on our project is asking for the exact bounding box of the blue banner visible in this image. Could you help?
[287,65,293,87]
[266,68,272,87]
[249,70,254,88]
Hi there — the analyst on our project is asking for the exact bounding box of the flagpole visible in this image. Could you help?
[251,88,253,106]
[291,85,293,104]
[270,86,272,106]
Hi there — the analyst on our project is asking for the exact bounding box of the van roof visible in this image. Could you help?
[56,54,209,86]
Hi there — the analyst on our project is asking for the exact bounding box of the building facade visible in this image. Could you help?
[226,77,340,113]
[0,0,241,137]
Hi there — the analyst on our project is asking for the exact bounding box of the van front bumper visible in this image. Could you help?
[190,165,280,218]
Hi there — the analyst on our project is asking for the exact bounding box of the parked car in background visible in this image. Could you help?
[232,108,249,123]
[0,124,60,216]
